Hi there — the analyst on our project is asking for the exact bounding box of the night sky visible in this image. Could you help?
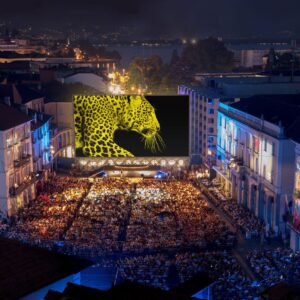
[2,0,300,38]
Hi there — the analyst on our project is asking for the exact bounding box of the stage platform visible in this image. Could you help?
[56,157,190,178]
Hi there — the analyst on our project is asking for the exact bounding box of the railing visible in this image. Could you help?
[9,172,41,197]
[20,134,31,142]
[219,103,283,138]
[13,154,31,168]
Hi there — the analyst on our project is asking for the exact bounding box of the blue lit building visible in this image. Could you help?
[215,95,300,235]
[30,110,52,174]
[179,74,300,166]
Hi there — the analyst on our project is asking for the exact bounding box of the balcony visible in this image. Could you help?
[6,139,18,148]
[13,154,31,168]
[212,165,230,181]
[9,172,42,197]
[20,134,30,142]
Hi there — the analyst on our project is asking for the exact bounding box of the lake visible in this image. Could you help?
[106,44,183,67]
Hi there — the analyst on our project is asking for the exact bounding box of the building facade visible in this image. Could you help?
[215,98,297,234]
[178,85,220,165]
[179,75,300,166]
[0,104,36,216]
[31,112,51,174]
[290,142,300,251]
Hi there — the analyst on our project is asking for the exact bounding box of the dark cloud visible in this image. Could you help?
[2,0,300,37]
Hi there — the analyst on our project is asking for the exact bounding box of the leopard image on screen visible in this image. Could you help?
[74,95,165,157]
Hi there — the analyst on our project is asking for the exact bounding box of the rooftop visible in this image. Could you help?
[230,94,300,143]
[0,103,32,130]
[0,237,91,300]
[0,84,43,104]
[16,84,43,103]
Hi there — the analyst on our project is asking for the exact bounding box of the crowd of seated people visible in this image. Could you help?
[117,254,171,290]
[4,177,236,256]
[5,177,90,249]
[64,179,132,255]
[175,251,259,300]
[5,176,298,299]
[124,181,235,252]
[246,248,300,288]
[115,251,259,299]
[198,179,263,237]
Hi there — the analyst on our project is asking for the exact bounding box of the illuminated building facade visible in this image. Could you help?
[179,75,300,166]
[215,95,300,234]
[31,111,52,173]
[178,85,221,165]
[290,142,300,251]
[0,104,35,216]
[44,102,75,161]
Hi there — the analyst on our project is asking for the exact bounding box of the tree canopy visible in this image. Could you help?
[127,37,234,94]
[266,49,299,75]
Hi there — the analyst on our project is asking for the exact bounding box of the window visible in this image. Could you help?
[208,108,214,114]
[208,118,214,124]
[246,152,250,167]
[208,127,214,133]
[272,142,276,156]
[253,136,260,153]
[208,136,214,144]
[208,98,214,104]
[255,157,259,172]
[264,138,267,152]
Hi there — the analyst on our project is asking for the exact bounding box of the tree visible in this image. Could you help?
[126,38,234,94]
[265,50,299,74]
[127,55,166,91]
[277,52,299,72]
[180,37,234,73]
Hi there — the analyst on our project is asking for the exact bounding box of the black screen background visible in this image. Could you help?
[77,95,189,157]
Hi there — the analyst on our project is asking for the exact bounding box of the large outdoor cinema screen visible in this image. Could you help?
[74,95,189,157]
